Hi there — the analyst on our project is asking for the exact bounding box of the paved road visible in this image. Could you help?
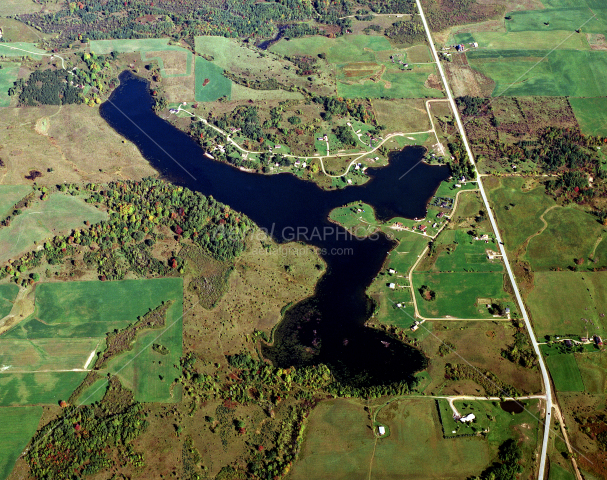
[414,1,553,478]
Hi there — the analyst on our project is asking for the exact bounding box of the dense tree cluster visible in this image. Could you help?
[470,439,523,480]
[9,69,83,106]
[384,18,426,44]
[456,96,489,116]
[26,382,147,479]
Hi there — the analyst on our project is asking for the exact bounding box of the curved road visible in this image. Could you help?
[414,1,552,478]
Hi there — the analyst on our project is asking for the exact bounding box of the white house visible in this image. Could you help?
[460,413,476,423]
[389,283,396,289]
[378,426,386,436]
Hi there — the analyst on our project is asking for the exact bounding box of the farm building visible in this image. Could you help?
[388,268,396,274]
[378,426,386,436]
[389,283,396,289]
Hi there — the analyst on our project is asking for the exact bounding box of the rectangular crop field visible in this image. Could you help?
[195,57,231,102]
[0,371,87,406]
[0,193,107,263]
[450,31,591,51]
[290,397,490,480]
[1,278,183,405]
[545,354,585,392]
[575,352,607,394]
[569,97,607,136]
[467,50,607,97]
[505,8,606,34]
[413,272,509,319]
[0,406,42,480]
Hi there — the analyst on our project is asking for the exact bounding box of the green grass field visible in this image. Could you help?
[413,272,509,319]
[0,62,20,107]
[230,83,303,102]
[0,185,30,217]
[549,463,576,480]
[569,97,607,136]
[505,8,607,34]
[290,397,491,480]
[545,354,585,392]
[0,284,19,319]
[0,193,107,263]
[467,50,607,97]
[194,56,231,102]
[450,30,590,51]
[0,406,42,480]
[0,371,87,406]
[526,271,607,337]
[90,38,185,55]
[524,206,606,270]
[337,67,443,99]
[1,278,183,404]
[0,42,46,59]
[486,177,556,253]
[431,229,503,273]
[575,352,607,394]
[329,202,379,235]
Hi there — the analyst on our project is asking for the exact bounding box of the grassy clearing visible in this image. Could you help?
[194,56,232,102]
[0,185,30,217]
[549,463,576,480]
[431,229,503,274]
[545,354,585,392]
[575,352,607,394]
[291,397,490,480]
[0,371,87,406]
[524,206,606,270]
[328,202,379,236]
[230,83,303,101]
[485,177,556,253]
[269,35,392,62]
[0,18,44,43]
[0,338,99,372]
[569,97,607,136]
[0,62,20,107]
[0,406,42,480]
[413,272,509,318]
[527,272,607,337]
[90,38,185,55]
[0,284,19,318]
[0,42,46,59]
[0,193,107,264]
[372,98,431,133]
[467,49,607,97]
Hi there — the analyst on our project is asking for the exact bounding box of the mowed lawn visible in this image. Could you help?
[413,272,508,318]
[0,193,107,263]
[526,271,607,337]
[194,56,231,102]
[291,398,490,480]
[0,278,183,405]
[545,354,585,392]
[0,406,42,480]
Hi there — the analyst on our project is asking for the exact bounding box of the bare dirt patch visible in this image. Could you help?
[444,55,495,97]
[587,33,607,51]
[425,73,443,91]
[147,50,189,75]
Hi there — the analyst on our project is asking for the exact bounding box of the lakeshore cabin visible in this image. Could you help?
[460,413,475,423]
[378,426,386,436]
[388,268,396,274]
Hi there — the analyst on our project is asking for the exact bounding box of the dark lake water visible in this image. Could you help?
[100,71,450,387]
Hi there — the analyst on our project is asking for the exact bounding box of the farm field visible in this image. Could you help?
[569,97,607,136]
[269,34,443,99]
[450,30,590,50]
[504,8,607,34]
[413,271,510,319]
[545,354,585,392]
[485,177,556,254]
[1,278,183,404]
[0,284,19,319]
[290,397,491,480]
[431,229,503,273]
[575,352,607,394]
[466,49,607,97]
[194,56,231,102]
[0,42,46,58]
[526,271,607,337]
[0,192,107,263]
[0,406,42,480]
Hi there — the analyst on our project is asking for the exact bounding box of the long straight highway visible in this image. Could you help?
[414,1,553,478]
